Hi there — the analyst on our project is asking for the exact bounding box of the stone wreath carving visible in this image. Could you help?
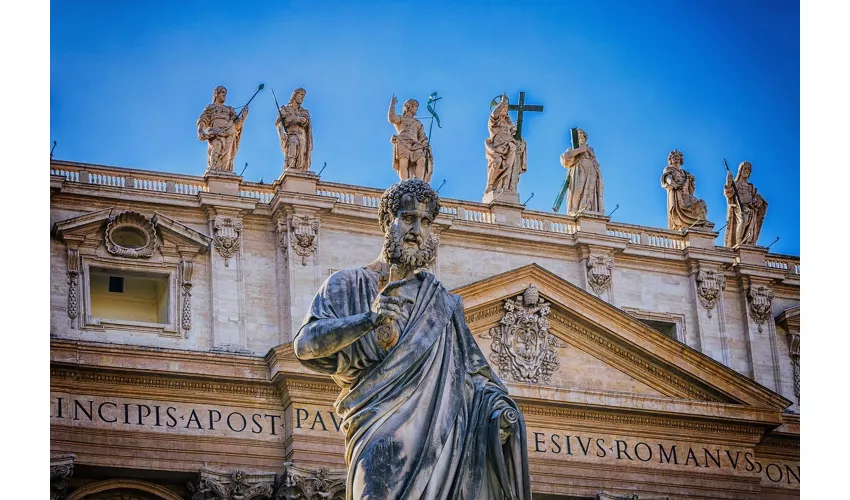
[695,269,726,318]
[213,215,243,266]
[483,285,567,384]
[188,468,274,500]
[104,211,159,258]
[748,284,775,332]
[277,464,346,500]
[586,255,615,295]
[288,215,321,266]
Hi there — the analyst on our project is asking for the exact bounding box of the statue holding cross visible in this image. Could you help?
[483,92,543,204]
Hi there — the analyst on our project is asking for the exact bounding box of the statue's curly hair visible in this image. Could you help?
[378,179,441,232]
[668,149,684,165]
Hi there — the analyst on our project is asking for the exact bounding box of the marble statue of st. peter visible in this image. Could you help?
[294,179,531,500]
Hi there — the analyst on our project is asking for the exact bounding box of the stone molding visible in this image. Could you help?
[747,284,775,332]
[67,479,183,500]
[104,210,159,258]
[520,405,763,437]
[67,248,80,326]
[188,468,275,500]
[585,254,615,295]
[50,454,75,500]
[213,215,243,266]
[695,269,726,318]
[481,285,567,384]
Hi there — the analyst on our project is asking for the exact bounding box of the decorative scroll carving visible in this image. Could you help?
[483,285,567,384]
[695,269,726,318]
[188,468,274,500]
[104,211,159,258]
[50,454,75,500]
[747,284,775,332]
[586,255,614,295]
[180,260,193,334]
[277,463,346,500]
[788,332,800,405]
[213,215,243,266]
[67,248,80,326]
[288,215,321,266]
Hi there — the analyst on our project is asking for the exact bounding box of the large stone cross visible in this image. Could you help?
[508,91,543,140]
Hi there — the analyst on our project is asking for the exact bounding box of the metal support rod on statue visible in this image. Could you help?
[236,83,264,119]
[424,92,442,181]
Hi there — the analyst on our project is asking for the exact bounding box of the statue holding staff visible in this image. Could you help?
[724,160,768,246]
[275,87,313,172]
[388,96,433,182]
[197,86,250,173]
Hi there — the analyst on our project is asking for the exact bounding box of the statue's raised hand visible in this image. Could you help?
[370,280,413,326]
[390,95,398,107]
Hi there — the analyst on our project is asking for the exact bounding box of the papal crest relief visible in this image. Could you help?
[482,285,567,384]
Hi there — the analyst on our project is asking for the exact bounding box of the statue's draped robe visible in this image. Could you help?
[277,104,312,171]
[197,104,244,172]
[661,165,708,230]
[389,113,433,180]
[485,116,527,194]
[560,146,604,214]
[298,268,531,500]
[724,178,768,247]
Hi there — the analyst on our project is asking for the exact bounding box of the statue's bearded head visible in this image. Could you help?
[738,161,752,180]
[402,99,419,117]
[213,86,227,105]
[378,179,441,270]
[668,149,684,167]
[290,88,306,105]
[577,128,588,146]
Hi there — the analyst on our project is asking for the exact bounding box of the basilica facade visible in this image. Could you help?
[50,158,799,499]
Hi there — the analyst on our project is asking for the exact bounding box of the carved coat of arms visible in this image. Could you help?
[695,269,726,318]
[748,285,775,332]
[485,285,567,384]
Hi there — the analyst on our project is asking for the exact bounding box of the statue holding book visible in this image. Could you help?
[559,128,604,215]
[294,179,531,500]
[661,149,711,230]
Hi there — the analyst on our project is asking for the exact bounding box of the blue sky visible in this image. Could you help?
[50,0,800,255]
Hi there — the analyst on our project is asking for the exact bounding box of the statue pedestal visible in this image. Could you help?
[487,199,524,227]
[683,225,718,250]
[204,170,242,196]
[277,169,319,195]
[574,211,609,235]
[735,244,769,266]
[482,189,520,205]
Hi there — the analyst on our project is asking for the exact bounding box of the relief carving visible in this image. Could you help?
[287,214,321,266]
[50,454,75,500]
[586,255,615,295]
[180,260,193,335]
[104,211,159,258]
[67,248,80,326]
[188,468,274,500]
[788,333,800,405]
[695,269,726,318]
[483,285,567,384]
[213,215,243,266]
[747,284,775,332]
[277,463,346,500]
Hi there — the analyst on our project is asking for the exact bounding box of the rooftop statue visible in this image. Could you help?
[661,149,711,230]
[484,94,527,202]
[294,179,531,500]
[724,161,768,247]
[197,86,249,173]
[388,96,433,182]
[559,128,604,215]
[276,87,313,172]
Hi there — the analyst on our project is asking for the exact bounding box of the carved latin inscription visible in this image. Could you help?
[484,285,567,384]
[748,285,775,332]
[696,269,726,318]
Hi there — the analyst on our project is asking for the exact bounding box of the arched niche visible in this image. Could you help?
[67,479,183,500]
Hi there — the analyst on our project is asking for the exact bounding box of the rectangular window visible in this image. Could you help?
[89,268,170,324]
[639,319,678,340]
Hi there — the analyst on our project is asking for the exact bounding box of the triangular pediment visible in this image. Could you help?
[453,264,792,414]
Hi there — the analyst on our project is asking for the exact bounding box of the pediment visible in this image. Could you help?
[52,209,211,255]
[454,264,792,412]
